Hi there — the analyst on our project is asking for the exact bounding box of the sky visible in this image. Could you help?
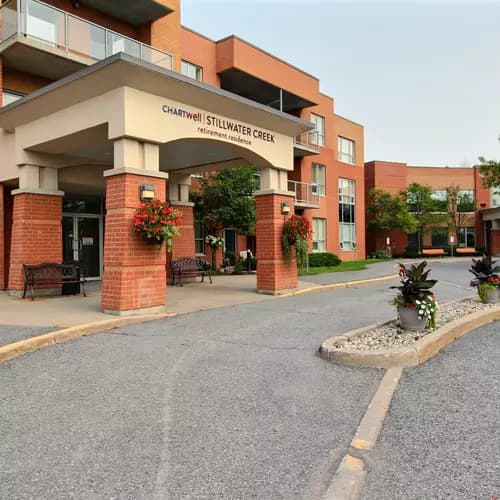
[181,0,500,167]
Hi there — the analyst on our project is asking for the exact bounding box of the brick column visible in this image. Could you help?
[8,192,63,294]
[491,229,500,255]
[255,192,297,294]
[0,184,4,290]
[101,172,168,314]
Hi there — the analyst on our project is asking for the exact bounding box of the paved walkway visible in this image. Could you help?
[0,262,397,346]
[361,321,500,499]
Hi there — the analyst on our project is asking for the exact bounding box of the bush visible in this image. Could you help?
[224,250,236,266]
[370,249,387,259]
[308,252,342,268]
[234,256,257,273]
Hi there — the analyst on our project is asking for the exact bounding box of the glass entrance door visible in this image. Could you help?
[63,215,102,279]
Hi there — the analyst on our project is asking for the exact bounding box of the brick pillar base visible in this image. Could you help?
[255,192,297,294]
[101,173,167,315]
[491,229,500,255]
[8,192,63,295]
[0,184,4,290]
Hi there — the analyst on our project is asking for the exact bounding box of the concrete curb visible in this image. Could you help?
[0,312,176,364]
[320,306,500,368]
[290,274,399,298]
[324,368,403,500]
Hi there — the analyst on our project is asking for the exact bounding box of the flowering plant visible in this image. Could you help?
[415,295,438,329]
[205,235,224,249]
[281,215,313,266]
[391,261,438,328]
[133,200,182,250]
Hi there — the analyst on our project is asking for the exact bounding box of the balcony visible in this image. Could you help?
[0,0,173,80]
[293,131,320,157]
[288,180,320,209]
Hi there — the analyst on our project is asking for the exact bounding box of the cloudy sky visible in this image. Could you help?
[182,0,500,167]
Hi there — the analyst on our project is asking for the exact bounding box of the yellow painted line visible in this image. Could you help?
[351,438,371,450]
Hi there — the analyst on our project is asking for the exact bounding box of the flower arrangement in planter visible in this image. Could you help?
[281,215,312,267]
[391,261,438,331]
[205,234,224,271]
[133,200,182,250]
[469,256,500,304]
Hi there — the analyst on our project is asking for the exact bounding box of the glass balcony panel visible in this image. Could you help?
[1,0,19,41]
[107,32,140,58]
[67,14,105,60]
[22,0,65,48]
[142,45,172,70]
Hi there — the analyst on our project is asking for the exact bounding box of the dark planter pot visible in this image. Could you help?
[398,306,427,331]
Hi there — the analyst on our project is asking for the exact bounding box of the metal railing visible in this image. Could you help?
[288,180,320,206]
[0,0,173,70]
[294,131,321,152]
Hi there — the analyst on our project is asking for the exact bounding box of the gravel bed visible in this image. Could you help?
[336,298,499,352]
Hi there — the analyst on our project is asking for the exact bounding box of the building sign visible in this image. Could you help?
[162,103,276,148]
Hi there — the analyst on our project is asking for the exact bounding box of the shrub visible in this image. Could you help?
[224,250,236,266]
[234,256,257,273]
[308,252,342,268]
[370,249,387,259]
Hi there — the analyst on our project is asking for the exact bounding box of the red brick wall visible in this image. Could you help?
[491,229,500,255]
[8,193,63,291]
[101,174,167,312]
[255,194,297,292]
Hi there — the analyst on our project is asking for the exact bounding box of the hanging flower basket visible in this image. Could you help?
[281,215,312,266]
[133,200,182,251]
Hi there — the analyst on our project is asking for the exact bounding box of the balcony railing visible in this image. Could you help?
[294,131,321,153]
[0,0,173,70]
[288,180,320,207]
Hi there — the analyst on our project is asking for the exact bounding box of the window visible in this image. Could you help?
[431,190,448,212]
[194,219,204,254]
[310,113,325,146]
[431,227,448,247]
[459,227,476,248]
[2,89,24,106]
[312,218,326,252]
[338,178,356,250]
[312,163,326,196]
[493,190,500,207]
[337,136,355,164]
[457,189,475,212]
[181,60,203,81]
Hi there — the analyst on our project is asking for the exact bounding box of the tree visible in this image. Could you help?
[402,183,449,254]
[446,184,475,244]
[367,189,417,234]
[189,166,259,236]
[478,135,500,191]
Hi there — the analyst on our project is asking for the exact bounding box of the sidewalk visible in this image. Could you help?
[0,262,398,346]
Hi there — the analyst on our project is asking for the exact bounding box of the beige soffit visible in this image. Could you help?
[0,53,313,138]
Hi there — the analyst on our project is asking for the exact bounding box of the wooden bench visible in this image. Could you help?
[455,247,479,255]
[422,248,447,257]
[170,257,212,286]
[23,262,86,300]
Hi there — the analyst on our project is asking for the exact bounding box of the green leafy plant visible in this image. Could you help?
[133,200,182,250]
[391,261,438,328]
[205,234,224,271]
[477,282,497,303]
[281,215,312,266]
[308,252,342,267]
[469,256,500,286]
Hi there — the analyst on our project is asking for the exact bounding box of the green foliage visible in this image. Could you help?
[477,282,497,303]
[446,185,474,239]
[403,183,449,252]
[367,189,417,233]
[234,256,257,273]
[391,261,438,307]
[190,167,259,235]
[478,155,500,192]
[308,252,342,267]
[281,215,313,265]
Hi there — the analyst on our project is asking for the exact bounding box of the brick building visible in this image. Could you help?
[0,0,365,313]
[365,161,500,257]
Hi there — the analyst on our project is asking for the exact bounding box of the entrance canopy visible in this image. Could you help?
[0,53,313,188]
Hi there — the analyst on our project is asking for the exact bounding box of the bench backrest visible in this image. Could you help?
[23,263,78,282]
[171,257,206,271]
